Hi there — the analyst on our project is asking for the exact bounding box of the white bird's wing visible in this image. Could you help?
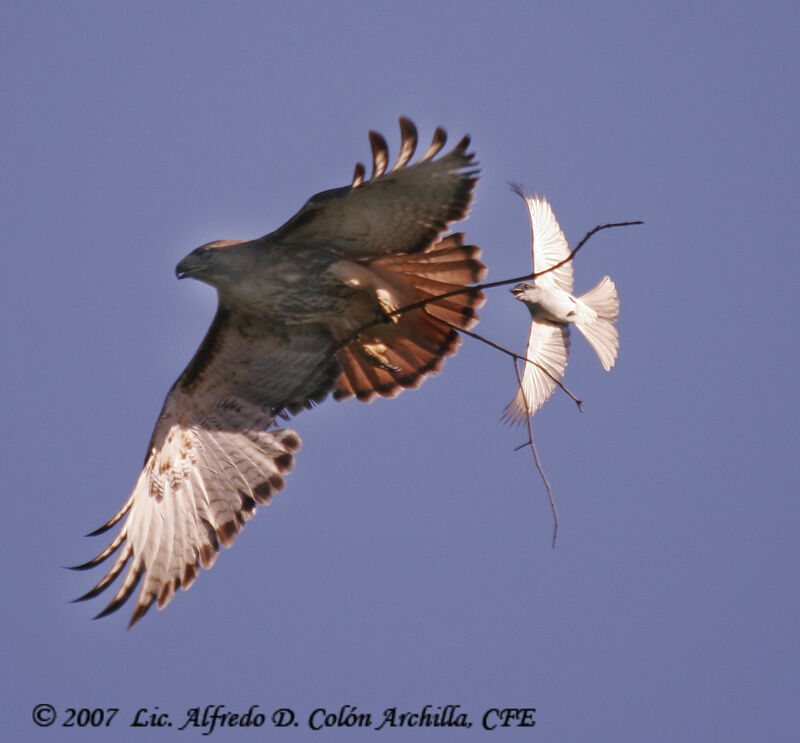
[513,186,574,293]
[503,317,570,423]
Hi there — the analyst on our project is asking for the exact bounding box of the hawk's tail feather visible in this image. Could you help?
[377,233,486,286]
[336,345,403,402]
[334,315,460,402]
[411,285,483,328]
[374,233,486,331]
[387,328,460,384]
[334,234,485,402]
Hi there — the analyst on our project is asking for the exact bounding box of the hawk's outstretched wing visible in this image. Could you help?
[73,118,484,627]
[72,312,339,627]
[268,117,478,258]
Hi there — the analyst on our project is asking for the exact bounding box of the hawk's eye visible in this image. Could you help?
[195,247,214,260]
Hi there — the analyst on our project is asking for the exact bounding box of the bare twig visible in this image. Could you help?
[375,219,645,317]
[276,219,643,414]
[512,357,559,548]
[455,324,583,411]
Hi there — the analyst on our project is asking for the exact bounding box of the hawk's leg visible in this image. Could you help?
[354,338,401,373]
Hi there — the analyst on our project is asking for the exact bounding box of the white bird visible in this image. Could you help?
[504,187,619,422]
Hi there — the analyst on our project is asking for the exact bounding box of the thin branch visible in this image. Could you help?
[512,357,558,548]
[376,220,645,317]
[275,219,642,414]
[455,324,583,411]
[408,313,564,546]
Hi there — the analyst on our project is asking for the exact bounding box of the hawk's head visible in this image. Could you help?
[175,240,246,284]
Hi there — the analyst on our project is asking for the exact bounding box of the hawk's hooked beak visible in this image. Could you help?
[175,258,191,280]
[510,283,526,297]
[176,244,218,280]
[175,254,205,280]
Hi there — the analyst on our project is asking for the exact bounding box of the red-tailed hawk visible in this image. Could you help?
[72,118,486,626]
[504,186,618,422]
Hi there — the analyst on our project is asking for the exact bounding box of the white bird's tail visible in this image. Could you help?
[574,276,619,371]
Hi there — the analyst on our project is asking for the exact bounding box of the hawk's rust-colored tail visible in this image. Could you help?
[334,233,486,402]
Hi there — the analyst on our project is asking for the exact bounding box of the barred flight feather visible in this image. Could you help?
[72,398,301,627]
[368,130,389,179]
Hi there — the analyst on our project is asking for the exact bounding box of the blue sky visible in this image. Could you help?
[3,2,798,741]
